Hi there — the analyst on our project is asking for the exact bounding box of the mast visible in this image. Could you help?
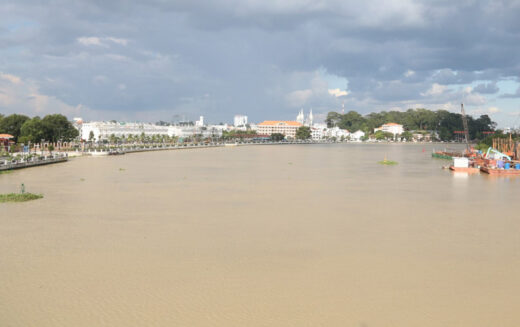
[461,103,470,152]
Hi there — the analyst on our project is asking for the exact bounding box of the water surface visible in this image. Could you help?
[1,144,519,326]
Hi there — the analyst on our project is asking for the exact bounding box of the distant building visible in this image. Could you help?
[234,115,248,127]
[195,116,205,127]
[81,122,170,141]
[374,123,404,135]
[296,109,313,126]
[351,130,365,141]
[0,134,14,151]
[79,121,222,141]
[257,121,303,138]
[325,126,350,139]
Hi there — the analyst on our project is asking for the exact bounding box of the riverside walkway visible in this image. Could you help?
[0,154,68,171]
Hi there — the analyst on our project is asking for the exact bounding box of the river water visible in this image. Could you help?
[1,144,519,327]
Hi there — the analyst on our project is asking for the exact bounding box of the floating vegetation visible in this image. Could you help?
[0,170,12,175]
[378,156,398,166]
[119,168,126,171]
[80,178,85,182]
[0,193,43,203]
[288,162,293,165]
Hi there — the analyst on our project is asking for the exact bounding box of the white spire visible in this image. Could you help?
[305,109,313,126]
[296,109,304,124]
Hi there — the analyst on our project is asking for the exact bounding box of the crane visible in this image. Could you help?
[461,103,470,153]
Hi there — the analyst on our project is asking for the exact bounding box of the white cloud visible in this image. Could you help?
[404,70,415,77]
[328,88,348,97]
[421,83,447,96]
[0,72,88,117]
[0,73,22,85]
[77,36,129,47]
[77,36,103,46]
[105,37,128,46]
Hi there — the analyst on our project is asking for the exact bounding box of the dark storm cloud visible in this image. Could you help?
[1,0,520,123]
[473,82,499,94]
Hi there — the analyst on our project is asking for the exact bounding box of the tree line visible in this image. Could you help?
[0,113,79,143]
[325,108,497,140]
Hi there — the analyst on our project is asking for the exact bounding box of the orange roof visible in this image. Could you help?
[258,121,303,127]
[0,134,14,139]
[383,123,401,126]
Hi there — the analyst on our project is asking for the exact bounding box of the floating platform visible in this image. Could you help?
[449,166,480,173]
[480,166,520,175]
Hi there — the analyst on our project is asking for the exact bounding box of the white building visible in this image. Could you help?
[311,127,323,140]
[325,126,350,139]
[81,121,170,141]
[374,123,404,136]
[257,121,303,138]
[350,130,365,141]
[234,115,248,127]
[80,121,222,141]
[195,116,205,127]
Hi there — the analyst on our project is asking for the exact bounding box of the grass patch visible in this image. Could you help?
[0,193,44,203]
[378,159,398,165]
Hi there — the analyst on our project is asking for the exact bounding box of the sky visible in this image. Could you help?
[1,0,520,127]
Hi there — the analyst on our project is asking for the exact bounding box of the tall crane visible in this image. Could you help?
[461,103,470,153]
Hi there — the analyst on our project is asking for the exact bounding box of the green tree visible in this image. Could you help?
[41,114,79,142]
[374,130,393,140]
[295,126,311,140]
[0,114,30,141]
[89,131,95,142]
[325,112,343,127]
[19,117,45,143]
[401,131,413,141]
[270,133,285,141]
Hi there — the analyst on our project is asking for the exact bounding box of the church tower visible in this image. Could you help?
[296,109,304,124]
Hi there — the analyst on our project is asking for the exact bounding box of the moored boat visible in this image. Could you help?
[480,165,520,175]
[449,157,480,174]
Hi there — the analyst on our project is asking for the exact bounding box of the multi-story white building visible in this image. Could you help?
[374,123,404,136]
[234,115,248,127]
[81,122,170,141]
[79,121,222,141]
[257,121,303,138]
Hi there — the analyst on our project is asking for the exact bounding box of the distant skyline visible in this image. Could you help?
[1,0,520,127]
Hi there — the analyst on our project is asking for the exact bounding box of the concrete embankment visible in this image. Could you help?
[0,155,68,171]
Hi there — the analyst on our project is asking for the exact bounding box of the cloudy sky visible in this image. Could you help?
[1,0,520,126]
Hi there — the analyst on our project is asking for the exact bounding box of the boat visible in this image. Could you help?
[449,157,480,174]
[432,148,466,160]
[108,149,125,155]
[449,166,480,173]
[480,166,520,175]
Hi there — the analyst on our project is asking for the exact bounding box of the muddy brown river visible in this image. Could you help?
[1,144,519,326]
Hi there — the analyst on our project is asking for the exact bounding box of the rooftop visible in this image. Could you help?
[258,121,303,127]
